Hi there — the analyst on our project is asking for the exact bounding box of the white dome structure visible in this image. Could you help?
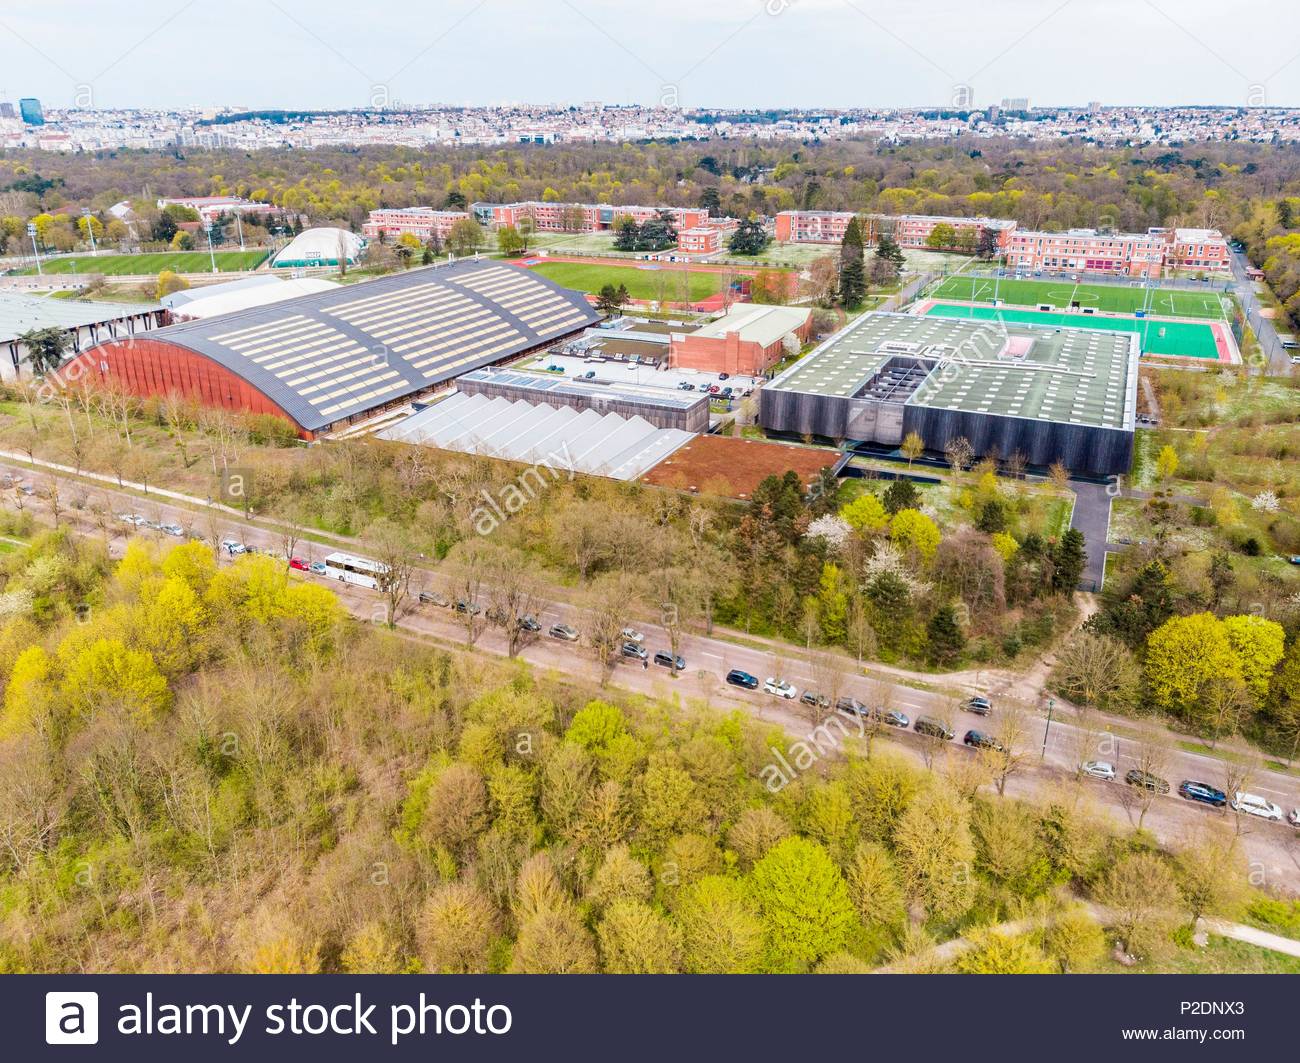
[271,227,364,268]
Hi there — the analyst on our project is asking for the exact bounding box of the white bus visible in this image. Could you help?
[323,551,389,590]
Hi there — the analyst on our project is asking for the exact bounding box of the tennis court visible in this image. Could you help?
[932,275,1231,320]
[924,302,1225,359]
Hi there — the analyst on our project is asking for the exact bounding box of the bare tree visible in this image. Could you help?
[485,549,548,658]
[367,520,419,629]
[1122,729,1171,831]
[38,479,63,526]
[585,576,635,686]
[808,648,851,726]
[943,436,973,478]
[987,699,1031,796]
[1220,752,1262,837]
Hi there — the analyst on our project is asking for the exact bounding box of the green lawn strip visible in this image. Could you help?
[527,261,727,301]
[17,250,270,276]
[932,276,1233,319]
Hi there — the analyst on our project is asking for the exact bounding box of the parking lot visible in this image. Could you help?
[522,351,761,396]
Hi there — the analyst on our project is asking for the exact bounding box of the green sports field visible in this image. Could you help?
[925,302,1224,359]
[15,250,271,276]
[932,275,1232,320]
[526,260,724,302]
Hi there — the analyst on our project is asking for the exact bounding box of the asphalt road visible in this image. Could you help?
[5,459,1300,890]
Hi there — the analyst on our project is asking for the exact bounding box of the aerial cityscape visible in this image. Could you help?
[1,0,1299,1052]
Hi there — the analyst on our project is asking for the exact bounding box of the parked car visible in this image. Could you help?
[289,557,311,572]
[116,512,140,524]
[453,599,482,616]
[965,695,993,716]
[583,370,596,379]
[220,538,246,555]
[834,695,864,716]
[1178,780,1228,807]
[1080,760,1115,781]
[1124,769,1170,795]
[718,372,729,380]
[159,523,185,537]
[800,690,830,710]
[763,678,797,699]
[309,561,328,575]
[418,590,450,607]
[621,641,649,661]
[621,627,645,644]
[653,651,685,670]
[549,623,580,642]
[963,730,1004,752]
[1288,807,1300,828]
[914,717,955,740]
[519,615,542,633]
[873,707,910,728]
[1231,791,1284,821]
[726,669,759,689]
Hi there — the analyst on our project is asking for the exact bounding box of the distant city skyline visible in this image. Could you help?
[1,0,1298,110]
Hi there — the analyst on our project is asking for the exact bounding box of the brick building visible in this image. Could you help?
[475,201,708,234]
[1004,226,1229,277]
[668,303,813,376]
[676,226,722,255]
[362,207,471,243]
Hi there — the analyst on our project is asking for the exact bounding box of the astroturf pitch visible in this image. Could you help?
[925,302,1223,359]
[932,275,1231,320]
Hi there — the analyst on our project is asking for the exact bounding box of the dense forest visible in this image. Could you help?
[0,530,1277,973]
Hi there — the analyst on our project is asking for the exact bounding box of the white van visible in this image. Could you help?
[1231,791,1283,821]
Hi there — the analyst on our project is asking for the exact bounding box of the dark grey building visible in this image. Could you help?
[759,311,1138,476]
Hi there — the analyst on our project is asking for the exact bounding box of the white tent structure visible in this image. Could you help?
[163,275,340,320]
[380,392,694,481]
[271,227,364,268]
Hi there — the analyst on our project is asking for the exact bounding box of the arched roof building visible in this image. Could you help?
[60,259,600,438]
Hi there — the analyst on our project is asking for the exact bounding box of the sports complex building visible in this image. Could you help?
[759,311,1140,476]
[60,260,600,438]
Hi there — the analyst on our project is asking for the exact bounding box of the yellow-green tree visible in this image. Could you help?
[1222,614,1286,701]
[1155,445,1179,480]
[1144,613,1243,719]
[2,645,52,736]
[59,637,171,722]
[748,836,855,972]
[840,492,888,532]
[676,875,765,973]
[890,507,941,561]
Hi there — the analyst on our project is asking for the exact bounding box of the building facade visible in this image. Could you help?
[668,303,813,376]
[362,207,470,243]
[773,210,857,243]
[676,226,722,255]
[1005,226,1229,277]
[476,201,708,234]
[775,210,1016,250]
[157,195,274,224]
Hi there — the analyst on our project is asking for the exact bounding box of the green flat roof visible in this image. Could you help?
[767,311,1138,432]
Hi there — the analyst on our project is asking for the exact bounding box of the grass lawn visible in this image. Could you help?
[932,275,1234,320]
[926,302,1224,360]
[526,260,724,302]
[15,249,270,276]
[1124,936,1300,974]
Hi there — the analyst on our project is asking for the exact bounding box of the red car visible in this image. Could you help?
[289,557,310,571]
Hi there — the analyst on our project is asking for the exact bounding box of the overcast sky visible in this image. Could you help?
[2,0,1298,111]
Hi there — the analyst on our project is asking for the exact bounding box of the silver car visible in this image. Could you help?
[1080,760,1115,781]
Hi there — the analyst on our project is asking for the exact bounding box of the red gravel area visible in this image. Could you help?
[641,434,837,499]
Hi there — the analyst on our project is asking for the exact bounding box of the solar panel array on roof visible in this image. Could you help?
[103,259,600,432]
